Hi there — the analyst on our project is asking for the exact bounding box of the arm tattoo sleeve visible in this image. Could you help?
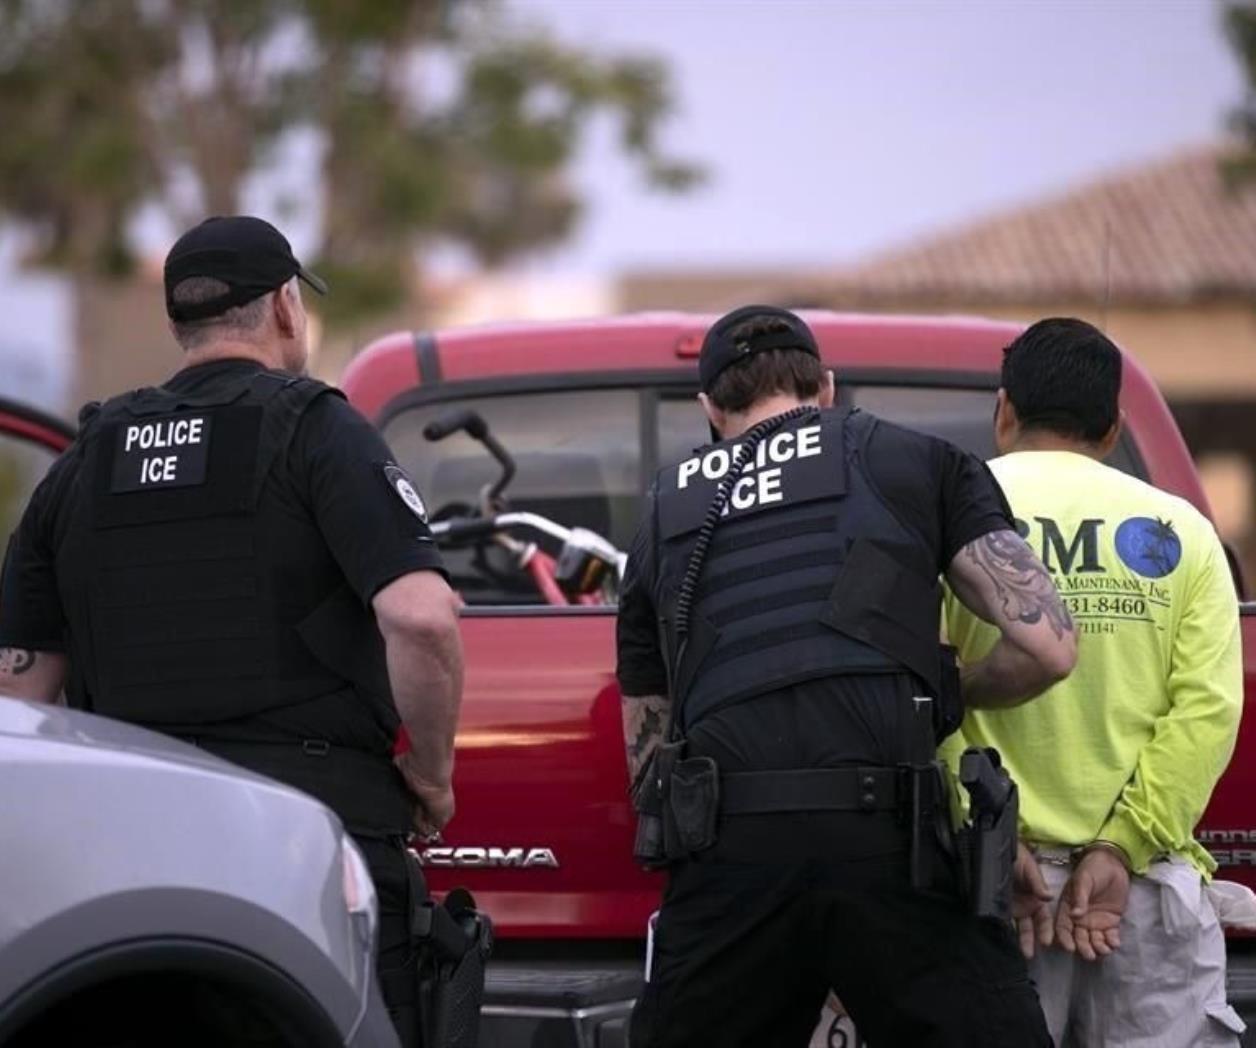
[966,530,1074,639]
[0,648,36,677]
[621,693,671,784]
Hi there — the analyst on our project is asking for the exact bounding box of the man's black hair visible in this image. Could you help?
[1001,317,1122,443]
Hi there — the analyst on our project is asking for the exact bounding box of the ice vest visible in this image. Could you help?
[654,408,945,732]
[64,367,411,834]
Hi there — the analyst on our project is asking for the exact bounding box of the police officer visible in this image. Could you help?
[617,306,1077,1047]
[0,216,463,1046]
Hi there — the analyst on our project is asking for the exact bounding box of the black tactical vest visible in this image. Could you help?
[654,408,945,732]
[62,367,411,834]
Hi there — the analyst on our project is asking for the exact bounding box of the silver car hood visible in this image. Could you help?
[0,698,389,1043]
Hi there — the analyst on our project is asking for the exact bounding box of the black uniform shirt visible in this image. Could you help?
[616,413,1013,775]
[0,358,446,688]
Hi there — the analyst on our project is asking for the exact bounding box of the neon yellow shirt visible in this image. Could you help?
[942,450,1241,876]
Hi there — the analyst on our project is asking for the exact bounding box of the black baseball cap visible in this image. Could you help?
[163,215,327,322]
[699,305,821,393]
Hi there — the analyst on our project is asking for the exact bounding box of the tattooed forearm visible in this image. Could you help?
[965,530,1074,640]
[949,530,1077,708]
[621,693,671,785]
[0,648,67,703]
[0,647,35,677]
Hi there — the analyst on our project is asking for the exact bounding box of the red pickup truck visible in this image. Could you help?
[341,312,1256,1046]
[3,311,1254,1046]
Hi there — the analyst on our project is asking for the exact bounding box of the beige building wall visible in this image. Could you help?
[71,277,176,408]
[618,269,810,315]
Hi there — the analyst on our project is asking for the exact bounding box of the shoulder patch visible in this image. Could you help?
[382,463,428,522]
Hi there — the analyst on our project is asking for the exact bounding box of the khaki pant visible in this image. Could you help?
[1031,855,1244,1047]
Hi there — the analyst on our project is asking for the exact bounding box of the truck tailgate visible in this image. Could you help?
[417,611,661,939]
[1199,603,1256,888]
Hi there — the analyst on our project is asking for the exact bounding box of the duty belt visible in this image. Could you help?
[720,766,901,816]
[184,735,384,764]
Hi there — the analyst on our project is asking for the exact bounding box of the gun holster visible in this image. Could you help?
[632,740,720,868]
[954,746,1019,922]
[406,854,494,1048]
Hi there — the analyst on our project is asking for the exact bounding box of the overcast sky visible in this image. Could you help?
[0,0,1244,408]
[509,0,1243,273]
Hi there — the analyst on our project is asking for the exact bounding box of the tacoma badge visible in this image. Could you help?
[416,846,560,869]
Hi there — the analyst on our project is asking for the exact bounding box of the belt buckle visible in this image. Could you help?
[302,739,331,758]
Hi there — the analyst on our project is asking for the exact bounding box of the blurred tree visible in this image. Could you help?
[0,0,701,321]
[1223,3,1256,184]
[0,1,171,273]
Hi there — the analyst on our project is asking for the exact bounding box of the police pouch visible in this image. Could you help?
[668,755,720,855]
[631,743,673,869]
[958,746,1018,922]
[632,741,719,865]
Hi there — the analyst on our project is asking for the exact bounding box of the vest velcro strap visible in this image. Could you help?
[709,584,833,629]
[711,513,836,557]
[702,621,830,672]
[701,620,903,677]
[702,550,823,599]
[720,767,901,815]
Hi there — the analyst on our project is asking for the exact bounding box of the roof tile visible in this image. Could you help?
[812,144,1256,305]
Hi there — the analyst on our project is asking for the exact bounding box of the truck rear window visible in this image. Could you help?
[382,381,1144,606]
[848,386,1143,477]
[383,390,641,605]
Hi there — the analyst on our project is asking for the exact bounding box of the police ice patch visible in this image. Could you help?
[111,412,211,492]
[383,463,427,522]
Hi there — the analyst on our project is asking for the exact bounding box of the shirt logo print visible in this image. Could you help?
[1114,517,1182,579]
